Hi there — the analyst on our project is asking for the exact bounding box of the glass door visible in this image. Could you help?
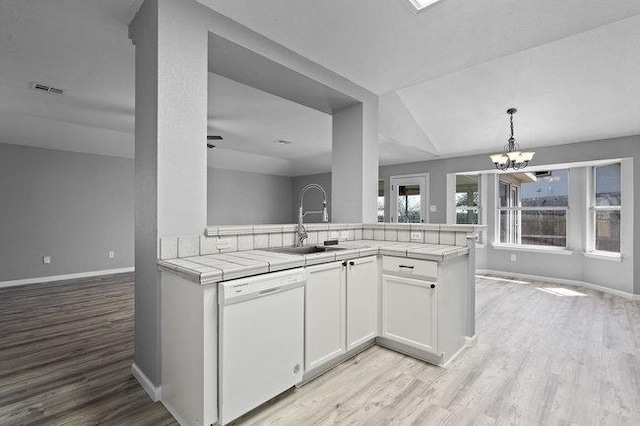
[390,175,428,223]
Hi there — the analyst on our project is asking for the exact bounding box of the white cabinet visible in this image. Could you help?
[381,274,437,354]
[379,255,467,366]
[304,261,346,371]
[346,256,377,351]
[304,256,377,375]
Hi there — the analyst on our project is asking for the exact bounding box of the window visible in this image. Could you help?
[455,174,479,224]
[378,180,385,222]
[591,163,621,253]
[498,170,569,247]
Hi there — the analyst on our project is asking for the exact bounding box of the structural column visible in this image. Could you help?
[331,101,379,223]
[129,0,208,387]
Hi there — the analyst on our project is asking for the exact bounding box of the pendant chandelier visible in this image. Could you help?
[489,108,535,171]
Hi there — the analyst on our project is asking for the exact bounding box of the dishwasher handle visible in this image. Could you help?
[258,287,281,295]
[221,280,305,306]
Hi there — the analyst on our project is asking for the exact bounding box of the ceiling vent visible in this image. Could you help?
[31,82,65,95]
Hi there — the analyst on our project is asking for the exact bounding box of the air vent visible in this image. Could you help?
[31,82,65,95]
[207,135,223,141]
[535,171,552,178]
[274,140,292,145]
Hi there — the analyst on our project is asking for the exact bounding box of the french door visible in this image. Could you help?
[390,174,428,223]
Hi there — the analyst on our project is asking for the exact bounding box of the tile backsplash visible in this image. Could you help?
[158,223,481,260]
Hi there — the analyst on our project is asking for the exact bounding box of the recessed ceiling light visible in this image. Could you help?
[408,0,443,12]
[274,140,292,145]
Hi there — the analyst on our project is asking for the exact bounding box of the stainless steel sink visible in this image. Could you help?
[265,245,348,255]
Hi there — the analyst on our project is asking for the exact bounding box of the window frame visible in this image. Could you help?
[496,170,570,248]
[588,162,622,254]
[455,174,481,225]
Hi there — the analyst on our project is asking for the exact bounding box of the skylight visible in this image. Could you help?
[408,0,443,12]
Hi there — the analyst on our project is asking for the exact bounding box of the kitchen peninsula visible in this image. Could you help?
[157,222,482,426]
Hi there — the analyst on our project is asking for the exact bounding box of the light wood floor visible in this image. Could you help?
[234,275,640,426]
[1,274,639,425]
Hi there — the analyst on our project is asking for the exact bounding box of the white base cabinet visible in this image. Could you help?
[304,256,377,378]
[304,261,346,372]
[346,256,377,350]
[378,255,467,366]
[381,274,438,354]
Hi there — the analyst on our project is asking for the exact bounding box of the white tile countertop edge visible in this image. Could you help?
[157,240,469,285]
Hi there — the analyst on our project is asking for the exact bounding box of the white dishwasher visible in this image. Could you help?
[218,268,305,425]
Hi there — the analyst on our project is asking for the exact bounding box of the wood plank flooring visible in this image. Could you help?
[0,273,176,426]
[1,273,639,425]
[234,275,640,426]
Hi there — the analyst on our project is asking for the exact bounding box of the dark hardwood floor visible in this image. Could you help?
[0,273,176,426]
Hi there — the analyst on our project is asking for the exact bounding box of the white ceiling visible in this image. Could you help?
[1,0,639,176]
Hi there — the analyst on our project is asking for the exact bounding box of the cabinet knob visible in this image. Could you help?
[430,284,436,289]
[349,261,355,266]
[342,261,347,267]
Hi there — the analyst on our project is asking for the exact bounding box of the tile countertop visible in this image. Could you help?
[157,240,469,285]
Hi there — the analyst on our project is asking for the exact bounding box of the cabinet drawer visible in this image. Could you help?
[382,256,437,279]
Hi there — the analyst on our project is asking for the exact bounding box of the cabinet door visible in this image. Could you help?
[346,256,377,351]
[305,261,346,371]
[381,274,438,354]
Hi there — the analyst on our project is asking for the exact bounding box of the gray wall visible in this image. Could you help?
[207,168,293,225]
[292,173,332,224]
[378,135,639,295]
[301,135,639,295]
[0,143,134,282]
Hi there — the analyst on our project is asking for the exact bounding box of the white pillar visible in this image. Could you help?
[331,101,378,223]
[129,0,208,386]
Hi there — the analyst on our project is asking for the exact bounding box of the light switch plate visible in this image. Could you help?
[43,256,51,264]
[410,232,422,241]
[510,254,517,262]
[108,251,115,259]
[429,205,437,212]
[216,238,231,249]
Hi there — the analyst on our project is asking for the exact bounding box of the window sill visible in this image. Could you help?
[491,244,573,256]
[583,251,622,262]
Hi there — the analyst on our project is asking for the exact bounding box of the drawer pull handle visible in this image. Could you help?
[398,265,414,269]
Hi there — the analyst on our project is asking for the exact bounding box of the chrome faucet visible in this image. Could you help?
[297,183,329,247]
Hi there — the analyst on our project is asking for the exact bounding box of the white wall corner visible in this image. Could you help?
[132,363,162,402]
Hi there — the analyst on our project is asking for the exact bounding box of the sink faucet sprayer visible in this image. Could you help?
[296,184,329,247]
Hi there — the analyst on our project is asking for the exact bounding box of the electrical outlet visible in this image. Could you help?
[429,205,437,212]
[216,238,230,249]
[340,230,349,240]
[410,232,422,241]
[330,231,339,239]
[510,254,517,262]
[43,256,51,265]
[108,251,115,259]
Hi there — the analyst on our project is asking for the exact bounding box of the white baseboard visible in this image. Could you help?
[465,335,477,347]
[0,267,134,289]
[161,396,192,426]
[131,363,162,403]
[477,269,639,301]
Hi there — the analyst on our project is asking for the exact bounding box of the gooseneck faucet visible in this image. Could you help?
[296,183,329,247]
